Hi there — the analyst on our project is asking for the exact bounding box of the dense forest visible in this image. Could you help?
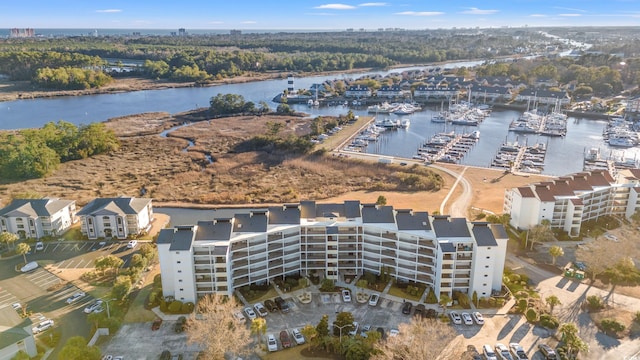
[0,121,119,179]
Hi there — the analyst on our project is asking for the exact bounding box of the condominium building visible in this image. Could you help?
[504,169,640,236]
[76,197,153,240]
[157,201,508,303]
[0,198,76,239]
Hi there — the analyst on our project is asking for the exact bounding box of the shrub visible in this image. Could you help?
[425,288,438,304]
[495,298,506,307]
[539,314,559,329]
[153,274,162,288]
[457,293,470,308]
[601,318,625,335]
[168,300,183,314]
[159,299,168,313]
[635,311,640,324]
[586,295,604,311]
[181,302,195,314]
[320,279,336,292]
[525,308,538,322]
[517,298,528,313]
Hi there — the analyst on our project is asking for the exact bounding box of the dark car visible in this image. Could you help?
[174,316,187,333]
[152,318,163,331]
[376,327,385,340]
[414,304,425,317]
[538,344,557,360]
[264,299,278,312]
[274,297,290,313]
[160,350,172,360]
[279,330,292,348]
[401,301,412,315]
[425,308,438,319]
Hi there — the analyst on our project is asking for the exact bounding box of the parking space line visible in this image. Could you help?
[77,243,87,251]
[75,259,90,269]
[0,293,14,302]
[26,270,47,280]
[52,243,61,252]
[39,278,61,288]
[57,259,70,268]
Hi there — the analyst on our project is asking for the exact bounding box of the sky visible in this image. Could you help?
[1,1,639,30]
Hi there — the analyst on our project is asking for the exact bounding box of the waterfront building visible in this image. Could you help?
[157,201,508,303]
[76,197,153,240]
[469,85,513,102]
[515,88,570,106]
[413,86,460,99]
[0,306,37,360]
[504,169,640,237]
[376,85,403,98]
[345,85,372,98]
[0,199,76,239]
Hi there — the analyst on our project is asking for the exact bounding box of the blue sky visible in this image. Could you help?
[1,1,639,29]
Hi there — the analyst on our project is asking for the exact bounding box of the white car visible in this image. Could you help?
[244,307,257,320]
[449,311,462,325]
[368,293,379,306]
[32,319,54,334]
[12,303,22,311]
[20,261,39,272]
[66,291,86,304]
[292,328,305,345]
[348,321,359,336]
[233,311,245,324]
[84,300,104,314]
[341,289,351,302]
[604,233,618,242]
[35,242,44,251]
[472,311,485,325]
[360,324,371,338]
[389,329,400,337]
[254,302,268,317]
[496,343,514,360]
[461,312,474,325]
[509,342,528,360]
[267,334,278,352]
[127,240,138,248]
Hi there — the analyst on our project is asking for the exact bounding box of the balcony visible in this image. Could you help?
[193,250,210,256]
[381,249,396,258]
[230,242,247,251]
[418,239,435,248]
[284,248,299,256]
[380,258,395,266]
[195,276,213,282]
[416,274,433,284]
[196,286,213,292]
[305,237,326,244]
[231,251,248,259]
[195,269,212,274]
[233,269,249,277]
[456,264,471,270]
[306,253,325,260]
[268,233,282,241]
[268,259,284,267]
[268,243,283,251]
[305,228,326,235]
[381,232,397,240]
[308,261,325,268]
[418,248,435,257]
[232,259,248,268]
[398,262,415,271]
[339,254,357,260]
[454,282,470,288]
[338,261,356,267]
[235,277,250,287]
[194,259,211,265]
[269,268,284,277]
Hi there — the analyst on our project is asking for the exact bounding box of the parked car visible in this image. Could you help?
[264,299,278,312]
[35,242,44,251]
[425,308,438,319]
[20,261,39,272]
[341,289,351,302]
[12,302,21,311]
[482,344,497,360]
[267,334,278,352]
[254,302,268,317]
[152,318,163,331]
[414,304,425,317]
[348,321,359,336]
[32,319,54,334]
[538,344,557,360]
[368,293,379,306]
[274,297,289,313]
[376,327,385,339]
[401,301,412,315]
[279,330,292,348]
[84,300,104,314]
[127,240,138,248]
[233,311,245,324]
[174,316,187,333]
[292,328,305,345]
[495,343,514,360]
[604,233,618,242]
[509,342,528,360]
[472,311,485,325]
[449,311,462,325]
[360,324,371,338]
[66,291,85,304]
[461,312,474,325]
[389,329,400,337]
[244,307,257,320]
[159,350,171,360]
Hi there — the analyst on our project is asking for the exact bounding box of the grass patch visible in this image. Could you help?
[387,284,423,302]
[245,287,279,303]
[123,283,157,323]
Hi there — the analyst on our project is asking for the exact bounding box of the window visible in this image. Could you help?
[0,219,4,226]
[117,218,122,225]
[483,283,487,286]
[180,288,184,291]
[177,261,181,264]
[88,218,92,225]
[486,256,490,259]
[485,265,489,268]
[178,270,182,273]
[484,275,488,277]
[29,219,34,226]
[179,279,183,282]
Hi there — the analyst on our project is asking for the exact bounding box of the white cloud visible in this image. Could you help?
[359,2,388,6]
[305,12,337,16]
[395,11,444,16]
[96,9,122,13]
[558,13,582,17]
[529,14,547,17]
[461,7,498,15]
[314,4,356,10]
[553,6,587,13]
[241,21,257,24]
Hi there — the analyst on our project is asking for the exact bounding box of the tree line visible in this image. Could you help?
[0,121,119,179]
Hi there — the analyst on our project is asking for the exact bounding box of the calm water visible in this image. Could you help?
[0,61,629,175]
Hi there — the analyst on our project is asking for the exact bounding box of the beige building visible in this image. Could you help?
[0,198,76,239]
[76,197,153,240]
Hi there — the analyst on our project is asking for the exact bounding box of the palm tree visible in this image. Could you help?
[545,295,561,314]
[548,245,564,265]
[250,318,267,346]
[0,232,19,250]
[16,242,30,264]
[558,322,588,357]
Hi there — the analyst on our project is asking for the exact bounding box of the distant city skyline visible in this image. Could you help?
[1,1,639,30]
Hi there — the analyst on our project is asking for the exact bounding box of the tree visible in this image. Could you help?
[439,293,452,314]
[549,245,564,265]
[316,314,330,337]
[376,195,387,206]
[250,317,267,346]
[95,255,124,275]
[576,237,630,281]
[186,294,251,360]
[545,295,561,315]
[111,276,132,301]
[16,242,30,264]
[604,257,640,304]
[371,317,456,360]
[558,322,588,358]
[57,336,101,360]
[300,324,318,347]
[527,219,554,249]
[333,311,355,338]
[0,232,18,250]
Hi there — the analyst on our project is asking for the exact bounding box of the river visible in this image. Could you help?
[1,59,632,176]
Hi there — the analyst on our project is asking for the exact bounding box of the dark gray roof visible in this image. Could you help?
[432,217,470,238]
[490,223,508,241]
[195,220,232,241]
[156,228,175,245]
[362,205,395,224]
[396,211,431,231]
[0,198,74,218]
[316,203,346,218]
[212,246,228,256]
[344,200,362,218]
[0,306,32,350]
[300,201,316,218]
[76,197,151,216]
[471,223,498,247]
[233,213,268,233]
[327,226,339,234]
[440,242,456,253]
[169,227,195,251]
[268,206,301,224]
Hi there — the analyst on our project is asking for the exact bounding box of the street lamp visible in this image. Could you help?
[333,323,351,343]
[102,298,116,318]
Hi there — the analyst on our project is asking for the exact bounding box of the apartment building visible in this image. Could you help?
[157,201,507,303]
[504,169,640,236]
[76,197,153,240]
[0,198,76,239]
